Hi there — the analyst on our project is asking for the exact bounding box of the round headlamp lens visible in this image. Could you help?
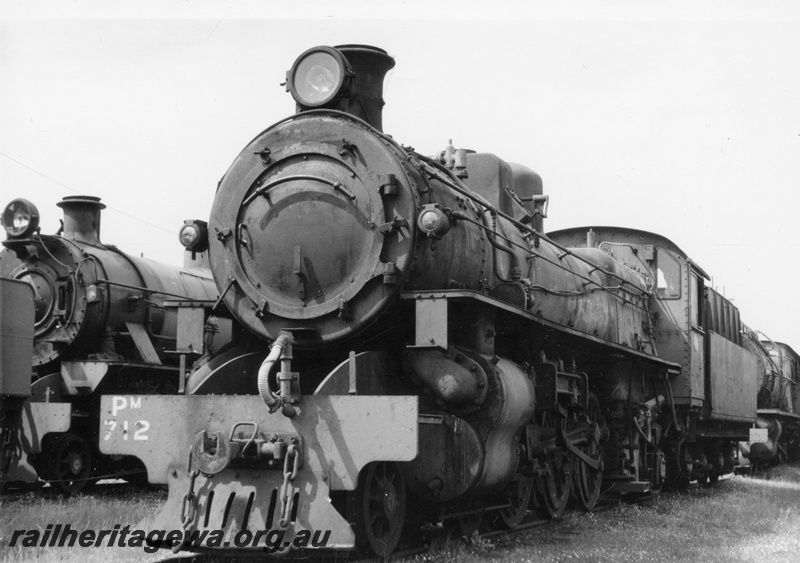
[179,220,209,253]
[417,205,451,238]
[179,224,199,248]
[2,199,40,238]
[420,210,441,231]
[290,47,347,107]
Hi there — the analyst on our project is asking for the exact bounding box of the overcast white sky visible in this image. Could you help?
[1,1,799,343]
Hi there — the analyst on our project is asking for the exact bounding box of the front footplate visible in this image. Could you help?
[99,395,418,552]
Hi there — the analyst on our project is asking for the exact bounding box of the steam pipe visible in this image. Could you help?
[278,335,296,418]
[258,333,293,411]
[477,210,519,283]
[416,152,650,297]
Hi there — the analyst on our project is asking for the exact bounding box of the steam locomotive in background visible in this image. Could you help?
[3,43,797,557]
[0,196,228,493]
[740,331,800,467]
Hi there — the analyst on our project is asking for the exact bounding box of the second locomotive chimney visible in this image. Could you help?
[57,195,105,245]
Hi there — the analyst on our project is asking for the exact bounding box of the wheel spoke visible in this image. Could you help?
[373,518,385,539]
[533,412,575,519]
[498,476,533,529]
[46,433,92,495]
[574,393,604,511]
[348,462,406,557]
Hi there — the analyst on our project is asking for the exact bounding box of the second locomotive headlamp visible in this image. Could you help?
[178,219,209,255]
[2,198,40,239]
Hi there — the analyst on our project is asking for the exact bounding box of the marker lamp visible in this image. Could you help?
[417,204,451,238]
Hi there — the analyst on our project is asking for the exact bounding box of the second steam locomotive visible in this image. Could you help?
[0,196,226,492]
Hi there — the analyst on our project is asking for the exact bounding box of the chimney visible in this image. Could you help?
[336,45,395,132]
[57,195,105,245]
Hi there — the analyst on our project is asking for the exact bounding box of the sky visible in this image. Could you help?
[1,1,799,343]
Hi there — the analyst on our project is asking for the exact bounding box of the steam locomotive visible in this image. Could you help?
[80,44,799,557]
[740,330,800,466]
[0,196,227,493]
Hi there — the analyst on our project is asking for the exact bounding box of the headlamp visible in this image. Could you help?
[287,46,351,108]
[2,198,40,239]
[178,220,209,253]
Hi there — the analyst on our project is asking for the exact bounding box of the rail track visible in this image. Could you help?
[393,491,662,561]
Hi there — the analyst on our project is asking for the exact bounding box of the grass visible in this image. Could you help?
[2,465,799,562]
[411,464,800,563]
[0,483,167,562]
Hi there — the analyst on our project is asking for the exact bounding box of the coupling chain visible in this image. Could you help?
[173,448,200,553]
[2,421,20,474]
[278,444,300,529]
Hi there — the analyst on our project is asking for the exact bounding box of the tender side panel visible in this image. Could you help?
[690,328,705,403]
[709,332,757,421]
[0,277,34,395]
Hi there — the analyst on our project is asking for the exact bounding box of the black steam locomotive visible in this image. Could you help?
[62,44,800,557]
[0,196,227,493]
[740,331,800,466]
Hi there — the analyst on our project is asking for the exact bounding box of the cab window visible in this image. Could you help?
[656,249,681,299]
